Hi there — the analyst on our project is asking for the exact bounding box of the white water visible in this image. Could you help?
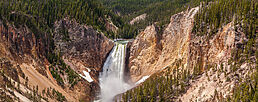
[97,41,132,102]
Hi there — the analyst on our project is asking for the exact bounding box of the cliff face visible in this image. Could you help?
[0,18,114,101]
[177,22,248,101]
[129,7,247,81]
[129,7,199,81]
[0,20,49,78]
[53,18,114,101]
[128,6,254,101]
[188,22,245,71]
[130,13,147,25]
[129,25,161,81]
[54,18,114,76]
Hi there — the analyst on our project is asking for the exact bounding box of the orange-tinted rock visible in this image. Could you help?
[128,7,245,83]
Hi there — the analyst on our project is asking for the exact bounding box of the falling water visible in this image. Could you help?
[97,40,132,102]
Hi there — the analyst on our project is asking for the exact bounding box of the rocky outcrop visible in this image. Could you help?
[129,7,199,82]
[53,18,114,80]
[0,20,49,76]
[0,20,78,101]
[124,41,134,82]
[130,14,147,25]
[0,19,50,79]
[105,18,119,33]
[0,18,114,101]
[177,22,248,101]
[129,6,246,82]
[52,18,114,101]
[188,22,246,71]
[128,6,252,101]
[129,25,162,81]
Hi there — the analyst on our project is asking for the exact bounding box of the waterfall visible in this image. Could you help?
[97,41,131,102]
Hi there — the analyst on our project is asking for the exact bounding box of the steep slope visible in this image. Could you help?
[124,0,257,101]
[0,16,113,101]
[129,7,199,82]
[0,17,114,101]
[0,20,72,101]
[53,18,114,81]
[129,24,161,81]
[0,0,117,101]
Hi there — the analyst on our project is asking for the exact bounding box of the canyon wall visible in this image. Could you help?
[129,7,246,82]
[54,18,114,80]
[128,6,254,101]
[0,18,114,101]
[129,7,199,81]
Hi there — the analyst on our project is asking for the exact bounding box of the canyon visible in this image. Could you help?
[125,5,256,102]
[0,17,114,101]
[0,0,257,102]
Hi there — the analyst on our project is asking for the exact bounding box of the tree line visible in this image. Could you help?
[0,0,126,39]
[100,0,214,38]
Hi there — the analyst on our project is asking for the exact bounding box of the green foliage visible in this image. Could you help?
[52,88,67,102]
[121,0,256,101]
[229,71,257,101]
[65,66,79,87]
[0,0,96,92]
[47,52,80,88]
[101,0,213,38]
[122,61,191,101]
[50,65,64,87]
[193,0,257,38]
[0,0,125,39]
[59,24,70,42]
